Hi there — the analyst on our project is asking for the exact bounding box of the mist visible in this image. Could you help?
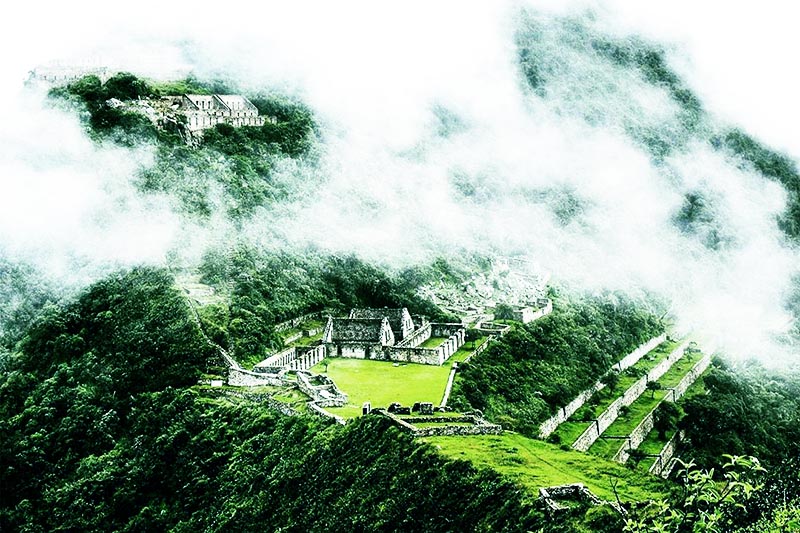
[1,1,799,365]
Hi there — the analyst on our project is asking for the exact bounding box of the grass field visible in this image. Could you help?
[312,358,452,417]
[424,432,670,502]
[419,336,448,349]
[449,336,489,363]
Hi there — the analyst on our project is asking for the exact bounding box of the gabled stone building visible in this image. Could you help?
[322,317,395,359]
[348,307,415,342]
[323,307,466,366]
[167,94,269,132]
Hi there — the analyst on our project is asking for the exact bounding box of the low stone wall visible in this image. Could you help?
[612,333,668,372]
[612,409,656,463]
[665,354,711,401]
[463,336,495,363]
[538,382,605,439]
[217,389,302,417]
[228,367,286,387]
[297,372,348,408]
[538,483,607,514]
[538,333,666,440]
[307,402,347,425]
[650,430,684,477]
[612,351,708,463]
[411,423,502,437]
[375,410,502,437]
[273,310,324,333]
[439,363,459,407]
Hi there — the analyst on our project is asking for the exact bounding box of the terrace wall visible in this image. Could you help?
[538,333,667,439]
[572,340,689,451]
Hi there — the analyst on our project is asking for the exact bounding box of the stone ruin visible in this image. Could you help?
[322,307,466,366]
[538,484,621,515]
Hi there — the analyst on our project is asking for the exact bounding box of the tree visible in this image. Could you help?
[646,380,661,399]
[654,401,681,440]
[623,455,765,533]
[601,370,621,394]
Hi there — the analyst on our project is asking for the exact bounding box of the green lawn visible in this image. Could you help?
[419,336,448,349]
[292,331,323,347]
[449,337,488,363]
[313,358,452,417]
[552,420,592,446]
[657,353,699,389]
[424,432,670,502]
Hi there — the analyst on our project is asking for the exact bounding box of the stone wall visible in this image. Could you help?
[611,333,668,372]
[612,409,656,463]
[375,410,502,437]
[273,310,324,333]
[439,362,459,407]
[288,345,325,371]
[538,333,666,439]
[514,299,554,324]
[255,344,326,373]
[614,354,710,463]
[538,382,605,439]
[228,367,286,387]
[666,354,711,401]
[217,389,301,417]
[296,372,348,408]
[649,430,684,477]
[463,336,495,363]
[257,346,297,369]
[307,402,347,425]
[396,322,432,348]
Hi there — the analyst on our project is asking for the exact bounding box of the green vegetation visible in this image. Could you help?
[451,292,663,436]
[425,432,669,502]
[419,336,448,349]
[315,358,451,416]
[49,73,317,220]
[0,268,552,532]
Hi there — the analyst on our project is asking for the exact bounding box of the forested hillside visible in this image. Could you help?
[0,267,541,532]
[451,292,663,435]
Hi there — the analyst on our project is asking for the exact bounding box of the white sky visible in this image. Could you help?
[1,1,799,362]
[1,1,798,159]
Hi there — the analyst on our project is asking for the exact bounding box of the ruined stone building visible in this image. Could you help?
[28,66,111,86]
[322,308,466,366]
[323,317,396,359]
[165,94,269,132]
[348,308,415,342]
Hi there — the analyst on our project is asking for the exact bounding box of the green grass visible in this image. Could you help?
[588,352,701,460]
[424,432,670,502]
[292,331,323,347]
[590,437,628,460]
[552,420,592,446]
[419,337,448,349]
[566,339,680,421]
[657,353,699,389]
[313,358,452,417]
[414,422,475,428]
[449,337,488,363]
